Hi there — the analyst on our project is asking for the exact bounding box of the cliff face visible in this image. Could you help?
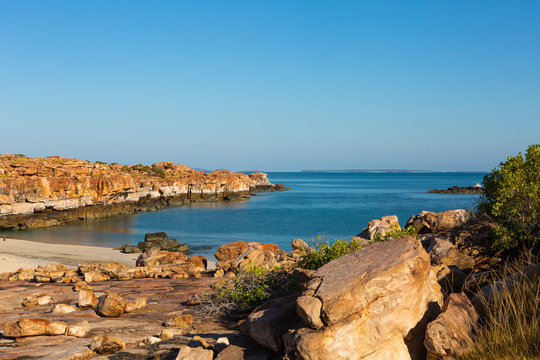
[0,155,272,229]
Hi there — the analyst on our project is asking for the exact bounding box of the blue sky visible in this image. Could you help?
[1,1,539,171]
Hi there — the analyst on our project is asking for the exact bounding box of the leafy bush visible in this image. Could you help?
[151,167,166,178]
[199,266,298,315]
[299,226,417,270]
[478,144,540,249]
[14,153,25,157]
[463,254,540,360]
[95,161,107,164]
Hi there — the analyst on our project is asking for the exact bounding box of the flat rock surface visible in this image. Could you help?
[0,277,224,359]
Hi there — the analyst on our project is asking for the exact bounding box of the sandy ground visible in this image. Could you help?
[0,238,139,273]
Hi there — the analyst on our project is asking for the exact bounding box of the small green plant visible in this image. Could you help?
[151,167,166,178]
[95,161,107,164]
[477,144,540,249]
[299,226,417,270]
[14,153,25,157]
[120,166,129,172]
[200,266,298,315]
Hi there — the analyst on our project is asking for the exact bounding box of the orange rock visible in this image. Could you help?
[96,292,126,317]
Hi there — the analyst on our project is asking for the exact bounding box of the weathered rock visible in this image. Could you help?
[437,265,467,294]
[296,296,324,329]
[175,345,214,360]
[90,335,125,355]
[4,318,67,337]
[292,237,443,360]
[125,297,147,313]
[215,241,290,270]
[136,249,187,267]
[291,238,310,252]
[187,255,208,273]
[165,314,194,328]
[160,327,189,340]
[406,209,471,234]
[189,335,213,349]
[96,292,126,317]
[246,293,300,352]
[424,293,479,359]
[22,294,52,307]
[353,215,401,241]
[66,320,90,338]
[78,288,98,308]
[52,303,77,314]
[215,337,230,354]
[73,281,92,291]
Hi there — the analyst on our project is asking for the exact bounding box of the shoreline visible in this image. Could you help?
[0,237,140,273]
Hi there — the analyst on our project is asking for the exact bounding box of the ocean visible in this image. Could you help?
[0,172,485,259]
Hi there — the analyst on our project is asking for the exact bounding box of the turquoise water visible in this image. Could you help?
[1,172,485,259]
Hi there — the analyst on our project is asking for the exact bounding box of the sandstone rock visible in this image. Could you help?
[22,294,52,307]
[189,335,212,349]
[160,327,188,340]
[136,249,187,267]
[125,297,147,312]
[214,268,225,277]
[52,303,77,314]
[66,321,90,338]
[296,296,324,329]
[424,293,479,359]
[291,238,310,252]
[73,281,92,291]
[215,241,289,270]
[406,209,471,234]
[78,288,98,308]
[4,318,67,337]
[215,337,230,354]
[353,215,400,241]
[175,345,213,360]
[165,314,194,328]
[187,255,208,273]
[437,265,467,294]
[90,335,125,355]
[247,293,300,352]
[292,237,443,360]
[141,336,162,346]
[96,292,126,317]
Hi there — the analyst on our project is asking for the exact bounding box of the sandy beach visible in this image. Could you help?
[0,238,139,273]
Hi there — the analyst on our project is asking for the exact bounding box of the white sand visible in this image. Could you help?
[0,238,139,273]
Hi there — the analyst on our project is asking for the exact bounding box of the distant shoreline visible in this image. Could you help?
[300,170,488,173]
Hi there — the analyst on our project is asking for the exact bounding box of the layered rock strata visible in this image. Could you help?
[0,155,286,230]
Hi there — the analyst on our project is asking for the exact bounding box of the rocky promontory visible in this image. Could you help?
[0,154,287,230]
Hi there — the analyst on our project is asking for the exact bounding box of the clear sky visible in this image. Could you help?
[1,1,539,171]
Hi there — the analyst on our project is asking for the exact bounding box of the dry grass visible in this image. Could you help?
[463,252,540,360]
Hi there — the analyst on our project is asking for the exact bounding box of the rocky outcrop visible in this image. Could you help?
[282,237,443,360]
[352,215,400,241]
[424,293,479,360]
[428,185,483,194]
[249,172,290,192]
[0,154,286,230]
[214,241,293,271]
[406,210,472,234]
[122,231,189,253]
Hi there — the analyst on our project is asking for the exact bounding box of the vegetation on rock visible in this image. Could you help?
[478,144,540,249]
[199,266,298,314]
[298,226,417,270]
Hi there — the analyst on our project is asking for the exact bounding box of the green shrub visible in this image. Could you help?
[201,266,298,314]
[14,153,25,157]
[95,161,107,164]
[478,144,540,249]
[151,167,166,178]
[299,226,417,270]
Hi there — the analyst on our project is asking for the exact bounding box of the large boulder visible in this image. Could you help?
[352,215,400,241]
[96,292,126,317]
[424,293,479,360]
[406,210,471,234]
[214,241,290,270]
[290,237,443,360]
[246,293,301,352]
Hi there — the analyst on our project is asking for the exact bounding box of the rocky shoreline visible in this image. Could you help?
[0,209,530,359]
[428,185,483,194]
[0,155,287,230]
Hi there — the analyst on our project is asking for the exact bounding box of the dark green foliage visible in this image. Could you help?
[204,266,298,313]
[299,226,417,270]
[150,167,166,178]
[478,144,540,249]
[95,161,107,164]
[14,153,25,157]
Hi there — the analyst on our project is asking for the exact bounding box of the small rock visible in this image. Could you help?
[90,335,125,355]
[66,321,89,338]
[291,238,310,252]
[214,268,225,277]
[4,318,67,337]
[296,295,324,329]
[125,297,147,313]
[73,281,92,291]
[165,314,194,328]
[52,304,77,314]
[142,336,161,346]
[78,289,98,308]
[175,345,213,360]
[189,335,212,349]
[96,292,126,317]
[160,327,188,340]
[22,294,52,307]
[215,337,230,354]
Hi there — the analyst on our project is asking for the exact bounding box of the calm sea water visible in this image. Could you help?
[1,172,485,259]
